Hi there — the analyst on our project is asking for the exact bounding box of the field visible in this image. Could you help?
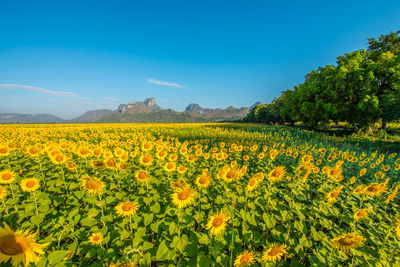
[0,123,399,266]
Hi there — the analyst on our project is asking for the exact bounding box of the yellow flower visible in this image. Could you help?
[115,201,139,217]
[50,153,67,165]
[396,219,400,239]
[195,173,211,189]
[0,170,16,184]
[171,187,196,209]
[88,233,103,245]
[20,178,40,192]
[363,182,387,197]
[134,170,150,184]
[139,154,153,167]
[262,243,288,262]
[268,166,286,183]
[233,251,256,266]
[326,185,344,203]
[90,160,107,169]
[205,210,230,235]
[80,176,106,195]
[246,177,259,192]
[0,186,6,200]
[353,209,368,222]
[330,233,366,253]
[0,222,48,266]
[164,162,176,173]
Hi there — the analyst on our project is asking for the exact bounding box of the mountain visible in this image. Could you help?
[99,99,251,123]
[68,109,113,123]
[0,98,257,123]
[0,113,64,124]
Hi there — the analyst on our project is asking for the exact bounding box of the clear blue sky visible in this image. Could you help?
[0,0,399,119]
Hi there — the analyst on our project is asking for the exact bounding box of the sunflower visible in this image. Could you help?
[177,165,187,174]
[105,158,117,169]
[246,177,259,192]
[66,161,77,171]
[115,201,139,217]
[363,182,387,197]
[330,233,366,253]
[353,185,365,194]
[0,146,10,157]
[205,210,230,235]
[396,219,400,238]
[262,243,288,262]
[88,233,103,245]
[195,173,211,189]
[0,170,16,184]
[171,186,197,209]
[233,251,256,266]
[20,178,40,192]
[268,166,286,183]
[327,166,343,182]
[170,179,188,191]
[353,209,368,222]
[0,222,48,266]
[77,146,91,158]
[164,162,176,173]
[326,185,344,203]
[80,176,105,195]
[50,153,67,165]
[0,186,6,200]
[134,170,150,184]
[139,154,153,167]
[91,160,107,169]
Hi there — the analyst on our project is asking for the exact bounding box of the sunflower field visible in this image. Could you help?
[0,123,399,266]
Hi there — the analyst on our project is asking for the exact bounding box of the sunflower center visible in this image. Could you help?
[86,180,100,189]
[80,148,89,155]
[367,185,379,192]
[167,163,174,169]
[143,156,151,163]
[240,254,251,263]
[138,172,147,180]
[26,181,36,188]
[93,161,105,167]
[0,236,24,255]
[331,191,340,198]
[199,176,209,184]
[56,155,64,162]
[93,236,100,241]
[339,237,353,246]
[178,189,190,200]
[212,216,224,227]
[2,173,11,180]
[0,148,7,154]
[226,170,236,179]
[249,179,256,186]
[144,143,151,149]
[122,203,133,211]
[268,247,282,256]
[107,159,116,167]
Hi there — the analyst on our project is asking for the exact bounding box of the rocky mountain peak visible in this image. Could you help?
[144,98,157,107]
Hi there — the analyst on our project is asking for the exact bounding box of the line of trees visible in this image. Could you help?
[244,31,400,130]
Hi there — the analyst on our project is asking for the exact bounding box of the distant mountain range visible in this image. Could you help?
[0,98,259,123]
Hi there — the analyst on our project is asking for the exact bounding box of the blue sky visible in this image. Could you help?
[0,0,399,119]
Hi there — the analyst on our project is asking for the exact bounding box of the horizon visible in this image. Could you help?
[1,0,400,119]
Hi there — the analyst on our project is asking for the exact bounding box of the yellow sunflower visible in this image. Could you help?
[80,176,106,195]
[134,170,150,184]
[0,222,48,266]
[233,251,256,266]
[0,170,16,184]
[170,179,188,191]
[91,160,107,169]
[330,233,366,253]
[115,201,139,217]
[268,166,286,183]
[0,186,7,200]
[205,210,230,236]
[176,165,187,174]
[396,219,400,238]
[363,182,387,197]
[195,173,211,189]
[20,178,40,192]
[171,187,197,209]
[88,233,103,245]
[139,154,153,167]
[326,185,344,203]
[246,177,259,192]
[50,153,67,165]
[164,162,176,173]
[262,243,288,262]
[353,209,368,222]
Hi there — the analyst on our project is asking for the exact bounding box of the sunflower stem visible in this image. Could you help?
[33,192,38,216]
[2,199,8,215]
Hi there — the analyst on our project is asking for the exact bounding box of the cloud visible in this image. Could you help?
[0,83,79,98]
[104,97,124,102]
[146,78,187,89]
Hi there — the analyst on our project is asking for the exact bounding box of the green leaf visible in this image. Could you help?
[47,250,70,264]
[156,240,170,261]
